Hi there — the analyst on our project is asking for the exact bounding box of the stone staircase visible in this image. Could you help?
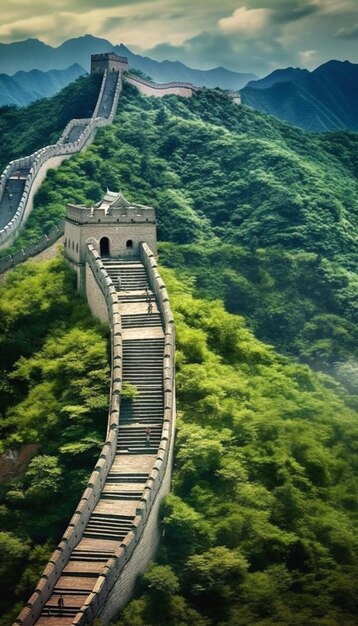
[96,72,119,118]
[35,256,165,625]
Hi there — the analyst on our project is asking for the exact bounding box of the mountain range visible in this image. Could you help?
[0,35,256,90]
[241,60,358,132]
[0,35,357,132]
[0,64,85,107]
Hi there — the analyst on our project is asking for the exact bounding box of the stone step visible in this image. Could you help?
[117,428,162,437]
[83,529,128,541]
[106,473,148,483]
[42,607,78,618]
[120,408,163,415]
[122,398,164,402]
[121,394,163,400]
[120,415,163,422]
[71,551,111,562]
[101,491,141,500]
[44,595,85,611]
[122,382,163,392]
[123,363,163,368]
[62,562,104,577]
[117,447,160,455]
[118,425,162,433]
[122,320,162,328]
[117,437,162,445]
[54,576,95,593]
[123,362,163,367]
[37,617,74,625]
[122,390,163,396]
[120,410,163,417]
[83,520,132,531]
[123,371,163,376]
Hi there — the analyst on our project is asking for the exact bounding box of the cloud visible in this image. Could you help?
[334,23,358,39]
[298,49,318,68]
[219,6,270,34]
[272,2,319,24]
[145,27,295,76]
[0,0,358,75]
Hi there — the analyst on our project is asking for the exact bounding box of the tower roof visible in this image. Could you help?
[66,189,155,224]
[94,189,151,212]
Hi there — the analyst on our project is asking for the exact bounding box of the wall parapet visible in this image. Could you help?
[0,220,65,275]
[125,73,200,92]
[13,246,122,626]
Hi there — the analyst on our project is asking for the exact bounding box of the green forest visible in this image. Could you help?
[0,256,110,624]
[0,76,357,625]
[0,73,101,172]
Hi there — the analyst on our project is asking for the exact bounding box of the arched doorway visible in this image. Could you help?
[126,239,133,249]
[100,236,110,257]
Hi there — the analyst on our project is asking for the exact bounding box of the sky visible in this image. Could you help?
[0,0,357,76]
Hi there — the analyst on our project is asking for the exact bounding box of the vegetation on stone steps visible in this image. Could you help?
[108,267,358,626]
[0,254,110,624]
[0,73,101,172]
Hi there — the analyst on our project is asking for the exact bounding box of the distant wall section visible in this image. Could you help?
[125,74,199,98]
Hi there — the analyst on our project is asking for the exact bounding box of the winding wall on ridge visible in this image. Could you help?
[0,68,122,251]
[0,66,194,622]
[124,74,200,98]
[13,243,176,626]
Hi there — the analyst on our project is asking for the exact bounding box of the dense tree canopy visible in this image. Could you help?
[0,73,100,172]
[110,269,358,626]
[0,255,109,623]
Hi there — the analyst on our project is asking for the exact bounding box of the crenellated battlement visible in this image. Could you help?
[91,52,129,74]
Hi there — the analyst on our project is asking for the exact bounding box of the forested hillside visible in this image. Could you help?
[0,72,100,171]
[0,79,357,625]
[109,268,357,626]
[4,83,356,377]
[0,256,110,624]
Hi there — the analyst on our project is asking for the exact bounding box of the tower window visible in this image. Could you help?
[126,239,133,248]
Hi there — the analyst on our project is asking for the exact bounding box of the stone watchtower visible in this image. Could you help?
[64,189,157,293]
[91,53,129,74]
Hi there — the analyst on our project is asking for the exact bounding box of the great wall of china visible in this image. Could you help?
[0,55,203,255]
[0,66,122,251]
[0,53,179,626]
[0,52,238,624]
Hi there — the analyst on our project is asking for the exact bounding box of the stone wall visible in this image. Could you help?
[14,245,123,626]
[85,259,111,323]
[98,243,176,622]
[0,68,122,251]
[125,74,200,98]
[69,242,176,625]
[0,221,64,275]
